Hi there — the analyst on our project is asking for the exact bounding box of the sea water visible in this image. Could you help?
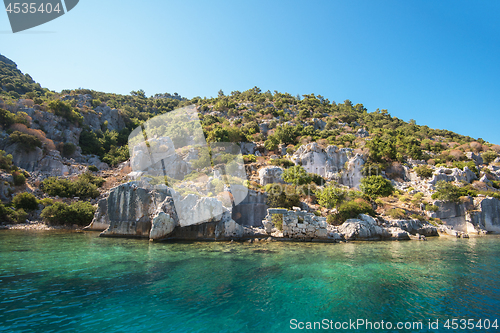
[1,230,499,332]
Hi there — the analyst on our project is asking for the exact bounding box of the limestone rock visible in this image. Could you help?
[150,212,176,240]
[469,197,500,233]
[85,198,109,231]
[4,144,43,172]
[95,105,126,132]
[466,152,483,166]
[356,128,369,138]
[338,215,390,240]
[428,167,476,185]
[258,166,284,186]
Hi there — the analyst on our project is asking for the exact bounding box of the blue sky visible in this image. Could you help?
[1,0,499,143]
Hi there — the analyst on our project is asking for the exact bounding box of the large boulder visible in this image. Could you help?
[338,214,390,240]
[258,166,284,186]
[388,219,438,236]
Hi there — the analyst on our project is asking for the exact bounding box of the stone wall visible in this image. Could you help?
[262,208,328,239]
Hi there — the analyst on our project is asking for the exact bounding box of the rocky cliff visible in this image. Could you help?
[86,181,244,241]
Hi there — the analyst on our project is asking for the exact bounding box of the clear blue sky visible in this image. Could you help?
[2,0,499,143]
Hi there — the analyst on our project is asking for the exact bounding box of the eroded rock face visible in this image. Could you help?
[291,142,365,188]
[258,166,284,186]
[470,197,500,233]
[338,214,390,240]
[388,219,438,237]
[95,105,126,132]
[90,181,244,240]
[340,154,365,189]
[4,144,43,172]
[428,167,477,186]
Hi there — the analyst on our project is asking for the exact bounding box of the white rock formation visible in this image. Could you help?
[291,142,365,188]
[258,166,284,185]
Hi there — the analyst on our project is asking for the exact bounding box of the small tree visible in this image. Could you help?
[432,180,461,203]
[360,175,394,199]
[482,151,498,164]
[282,165,312,186]
[316,185,347,209]
[414,165,434,179]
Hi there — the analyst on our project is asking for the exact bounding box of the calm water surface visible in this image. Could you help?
[0,230,499,332]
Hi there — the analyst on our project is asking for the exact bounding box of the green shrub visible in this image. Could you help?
[269,158,294,168]
[88,165,99,172]
[265,184,300,209]
[41,201,96,226]
[432,181,477,202]
[410,213,426,221]
[0,150,13,170]
[329,199,375,225]
[12,192,38,211]
[9,131,42,152]
[12,171,26,186]
[272,214,283,231]
[387,208,406,219]
[316,185,347,209]
[425,204,439,212]
[482,151,498,164]
[360,175,394,199]
[61,142,76,157]
[282,165,312,186]
[414,165,434,179]
[39,198,54,206]
[11,208,27,223]
[243,154,256,163]
[41,173,102,199]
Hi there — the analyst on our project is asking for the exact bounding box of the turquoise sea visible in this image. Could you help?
[0,230,499,333]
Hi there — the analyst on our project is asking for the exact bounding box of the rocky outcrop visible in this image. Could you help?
[4,144,43,172]
[356,128,369,138]
[0,171,13,202]
[95,105,126,132]
[291,142,365,188]
[469,197,500,233]
[89,181,244,241]
[466,152,483,166]
[338,214,390,240]
[129,136,192,180]
[386,219,439,237]
[428,167,477,186]
[258,166,284,186]
[340,154,365,189]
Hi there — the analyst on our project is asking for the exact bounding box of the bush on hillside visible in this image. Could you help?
[12,192,38,211]
[9,131,42,152]
[41,172,104,199]
[360,175,394,199]
[414,165,434,179]
[328,198,375,225]
[41,201,96,226]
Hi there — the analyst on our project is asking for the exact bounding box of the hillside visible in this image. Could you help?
[1,53,500,239]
